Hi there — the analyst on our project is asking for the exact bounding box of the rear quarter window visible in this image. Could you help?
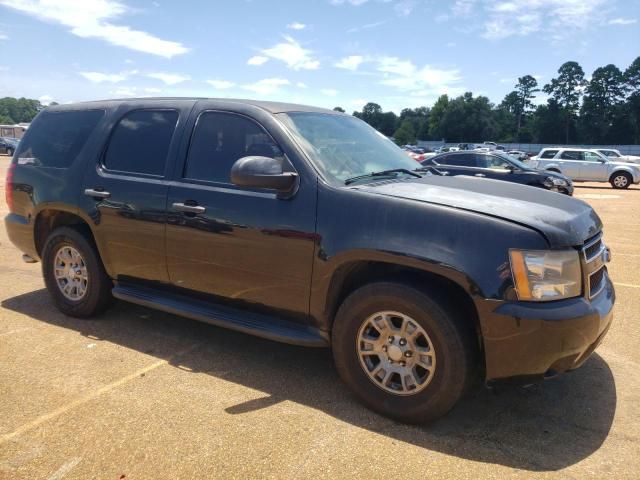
[539,150,558,159]
[103,109,178,176]
[15,109,105,168]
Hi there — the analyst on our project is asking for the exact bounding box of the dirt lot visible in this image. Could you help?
[1,153,639,479]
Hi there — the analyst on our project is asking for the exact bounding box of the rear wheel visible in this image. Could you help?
[610,172,631,189]
[42,226,113,317]
[332,282,476,423]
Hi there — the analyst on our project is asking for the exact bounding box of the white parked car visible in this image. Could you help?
[596,148,640,165]
[530,147,640,189]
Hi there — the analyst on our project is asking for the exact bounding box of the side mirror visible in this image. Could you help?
[231,156,298,195]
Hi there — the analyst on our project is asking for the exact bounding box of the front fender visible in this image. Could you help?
[309,184,549,330]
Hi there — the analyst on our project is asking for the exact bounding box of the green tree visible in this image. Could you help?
[332,106,345,113]
[428,95,449,140]
[514,75,539,134]
[0,97,43,124]
[624,56,640,143]
[543,61,588,143]
[531,99,568,144]
[393,119,416,145]
[353,102,398,136]
[579,64,626,143]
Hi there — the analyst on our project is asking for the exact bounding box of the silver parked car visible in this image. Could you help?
[530,147,640,189]
[596,148,640,165]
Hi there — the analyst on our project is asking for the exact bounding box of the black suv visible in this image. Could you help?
[5,99,614,423]
[422,150,574,195]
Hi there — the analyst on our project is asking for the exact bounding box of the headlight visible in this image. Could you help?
[509,249,582,301]
[544,177,567,187]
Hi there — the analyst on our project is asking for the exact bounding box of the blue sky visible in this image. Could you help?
[0,0,639,113]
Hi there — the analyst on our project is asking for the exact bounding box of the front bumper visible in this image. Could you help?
[479,275,614,384]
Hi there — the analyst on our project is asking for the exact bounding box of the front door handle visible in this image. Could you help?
[84,188,111,199]
[475,173,486,177]
[172,202,206,214]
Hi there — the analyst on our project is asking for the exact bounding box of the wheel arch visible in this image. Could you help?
[320,258,484,362]
[34,208,98,258]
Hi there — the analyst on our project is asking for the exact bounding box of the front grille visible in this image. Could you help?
[589,267,607,298]
[581,231,608,299]
[583,233,604,262]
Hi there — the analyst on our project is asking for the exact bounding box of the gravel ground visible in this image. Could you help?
[1,154,639,479]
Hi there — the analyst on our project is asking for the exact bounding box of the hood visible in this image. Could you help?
[612,159,640,167]
[357,175,601,247]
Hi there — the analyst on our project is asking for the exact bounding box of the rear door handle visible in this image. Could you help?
[172,202,206,214]
[84,188,111,199]
[475,173,486,177]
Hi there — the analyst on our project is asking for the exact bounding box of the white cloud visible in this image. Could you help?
[0,32,8,40]
[452,0,477,17]
[296,82,308,88]
[79,70,136,83]
[479,0,608,40]
[335,55,365,71]
[38,94,54,105]
[0,0,189,58]
[321,88,339,97]
[394,0,416,17]
[241,78,290,95]
[247,55,269,66]
[330,0,370,5]
[287,21,306,30]
[146,72,190,85]
[347,20,386,33]
[446,42,456,47]
[608,18,637,25]
[143,87,162,93]
[375,56,463,96]
[206,79,235,90]
[261,35,319,70]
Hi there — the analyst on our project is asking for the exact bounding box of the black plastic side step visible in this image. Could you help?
[112,283,329,347]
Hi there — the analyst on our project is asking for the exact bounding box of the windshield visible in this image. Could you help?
[277,112,420,185]
[495,151,532,170]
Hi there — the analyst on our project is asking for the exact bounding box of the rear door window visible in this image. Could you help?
[540,150,558,159]
[103,110,178,176]
[183,111,284,184]
[16,109,105,168]
[439,153,476,167]
[560,150,585,161]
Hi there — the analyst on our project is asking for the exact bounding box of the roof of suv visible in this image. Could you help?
[44,97,339,115]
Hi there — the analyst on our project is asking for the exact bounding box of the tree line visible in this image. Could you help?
[339,57,640,146]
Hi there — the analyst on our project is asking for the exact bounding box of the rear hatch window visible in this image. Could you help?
[15,109,105,168]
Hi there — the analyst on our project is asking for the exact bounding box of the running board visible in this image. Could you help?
[112,283,329,348]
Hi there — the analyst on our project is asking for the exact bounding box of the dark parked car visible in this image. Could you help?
[0,136,18,156]
[421,150,574,195]
[5,99,613,423]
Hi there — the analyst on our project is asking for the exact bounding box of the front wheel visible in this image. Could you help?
[6,147,14,157]
[42,226,113,317]
[610,172,632,189]
[332,282,476,423]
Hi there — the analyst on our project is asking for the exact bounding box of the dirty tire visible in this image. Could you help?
[42,226,113,318]
[332,282,475,424]
[610,172,631,189]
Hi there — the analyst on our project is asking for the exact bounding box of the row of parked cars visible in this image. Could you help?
[4,99,615,423]
[406,143,640,190]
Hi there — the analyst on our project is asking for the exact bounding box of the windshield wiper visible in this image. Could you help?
[344,168,422,185]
